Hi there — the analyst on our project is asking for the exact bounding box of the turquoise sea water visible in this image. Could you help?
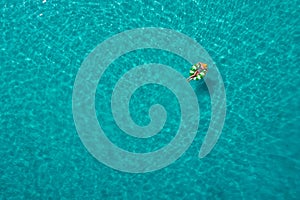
[1,0,299,199]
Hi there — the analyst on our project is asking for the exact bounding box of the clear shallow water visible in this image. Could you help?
[1,0,299,199]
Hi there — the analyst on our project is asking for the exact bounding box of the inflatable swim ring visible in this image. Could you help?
[189,63,208,81]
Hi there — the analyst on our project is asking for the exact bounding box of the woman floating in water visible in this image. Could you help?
[186,62,208,82]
